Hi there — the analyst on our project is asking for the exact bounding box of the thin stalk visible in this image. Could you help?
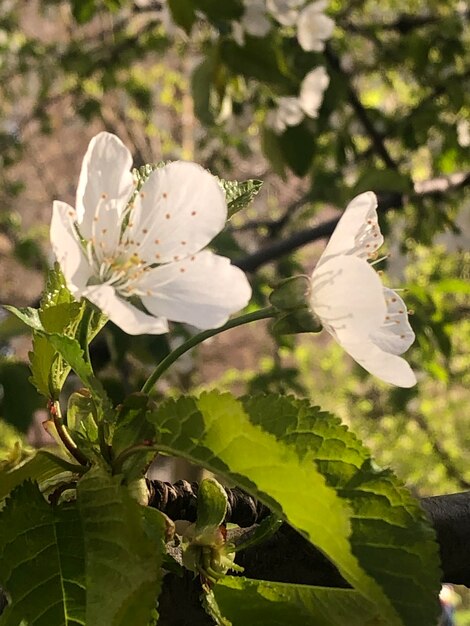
[112,443,158,474]
[50,401,89,466]
[141,307,277,394]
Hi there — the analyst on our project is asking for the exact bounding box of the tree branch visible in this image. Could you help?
[324,45,398,170]
[412,413,470,491]
[234,173,470,273]
[149,479,470,587]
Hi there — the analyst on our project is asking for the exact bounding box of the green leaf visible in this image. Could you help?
[45,334,107,401]
[192,56,216,126]
[243,395,442,626]
[41,264,75,309]
[213,577,385,626]
[193,0,243,21]
[3,305,43,332]
[220,178,263,218]
[26,265,85,399]
[221,36,287,84]
[261,126,286,179]
[147,392,403,625]
[29,333,61,397]
[354,169,412,195]
[71,0,97,23]
[0,449,83,502]
[0,481,86,625]
[279,122,316,177]
[77,466,165,625]
[168,0,196,34]
[112,393,156,480]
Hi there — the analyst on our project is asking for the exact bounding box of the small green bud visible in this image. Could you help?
[272,308,322,335]
[269,275,311,311]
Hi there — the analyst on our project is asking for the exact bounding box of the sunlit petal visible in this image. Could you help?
[267,0,303,26]
[319,192,383,264]
[242,3,271,37]
[333,329,417,387]
[310,254,386,336]
[76,132,134,239]
[299,66,330,118]
[50,201,91,297]
[276,97,304,127]
[124,161,227,264]
[297,1,334,52]
[83,284,168,335]
[370,287,415,354]
[141,251,252,329]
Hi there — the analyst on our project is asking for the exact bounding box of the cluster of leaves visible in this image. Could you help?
[0,263,443,623]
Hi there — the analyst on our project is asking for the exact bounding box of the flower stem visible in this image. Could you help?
[112,443,157,474]
[141,307,277,394]
[50,401,89,466]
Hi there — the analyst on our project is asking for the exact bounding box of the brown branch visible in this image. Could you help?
[149,479,470,587]
[412,413,470,491]
[234,173,470,273]
[324,45,398,171]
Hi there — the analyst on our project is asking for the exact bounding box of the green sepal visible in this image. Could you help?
[271,309,322,335]
[195,478,228,535]
[269,275,311,311]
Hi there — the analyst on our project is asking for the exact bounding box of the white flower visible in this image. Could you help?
[297,0,334,52]
[267,96,304,133]
[241,0,271,37]
[50,132,252,335]
[266,66,329,133]
[232,0,271,45]
[309,192,416,387]
[298,66,330,118]
[266,0,304,26]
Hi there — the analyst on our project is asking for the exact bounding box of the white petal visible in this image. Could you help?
[310,255,386,336]
[141,251,252,329]
[91,199,123,263]
[83,284,168,335]
[297,3,334,52]
[299,66,329,118]
[333,329,417,387]
[319,192,383,264]
[50,201,92,298]
[267,0,303,26]
[265,108,287,134]
[124,161,227,265]
[232,21,245,46]
[242,6,271,37]
[76,132,134,239]
[277,97,304,127]
[369,288,415,354]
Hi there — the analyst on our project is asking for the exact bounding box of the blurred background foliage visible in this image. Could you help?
[0,0,469,572]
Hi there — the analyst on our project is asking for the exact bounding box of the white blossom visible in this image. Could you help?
[298,66,330,118]
[266,0,304,26]
[309,192,416,387]
[51,132,252,335]
[232,0,271,45]
[297,0,334,52]
[266,66,329,133]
